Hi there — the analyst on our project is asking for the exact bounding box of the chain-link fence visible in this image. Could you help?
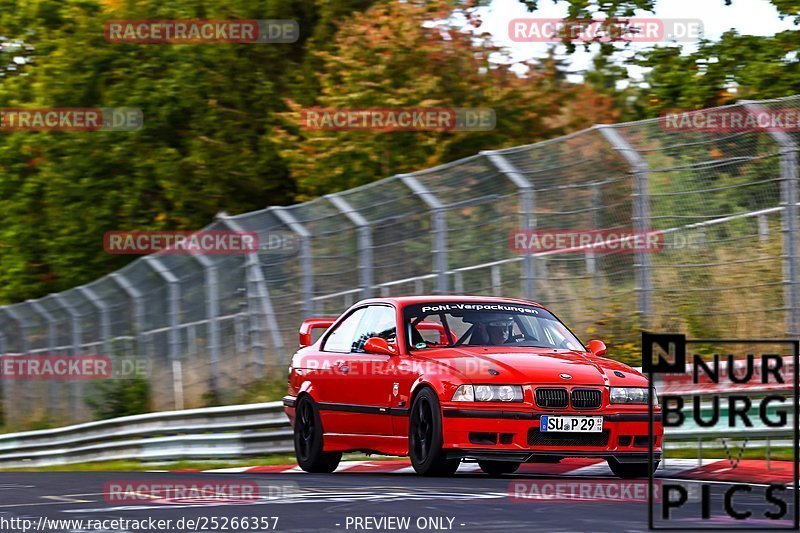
[1,95,798,427]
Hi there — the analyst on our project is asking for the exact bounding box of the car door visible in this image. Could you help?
[320,304,397,435]
[309,307,368,435]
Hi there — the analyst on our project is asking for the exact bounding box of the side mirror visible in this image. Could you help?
[585,339,607,356]
[363,337,397,356]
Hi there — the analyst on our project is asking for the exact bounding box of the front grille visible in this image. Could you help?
[571,388,602,409]
[528,428,610,447]
[535,388,568,408]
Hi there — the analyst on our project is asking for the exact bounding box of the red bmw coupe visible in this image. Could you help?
[283,296,662,477]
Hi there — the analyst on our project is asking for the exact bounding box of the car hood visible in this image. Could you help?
[414,346,646,387]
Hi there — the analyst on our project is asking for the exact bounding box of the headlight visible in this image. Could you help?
[610,387,655,404]
[451,384,523,402]
[451,384,474,402]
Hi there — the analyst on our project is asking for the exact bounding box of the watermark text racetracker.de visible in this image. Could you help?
[104,479,269,503]
[509,229,702,254]
[663,108,800,132]
[508,18,703,43]
[103,230,299,255]
[300,358,511,378]
[0,108,142,131]
[104,230,258,255]
[510,479,662,503]
[0,516,280,533]
[0,355,150,380]
[301,107,495,132]
[104,20,298,43]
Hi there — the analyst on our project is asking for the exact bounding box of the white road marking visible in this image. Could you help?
[202,466,251,473]
[566,463,613,477]
[42,495,93,504]
[334,460,370,472]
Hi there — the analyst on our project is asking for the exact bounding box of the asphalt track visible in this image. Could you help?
[0,462,796,533]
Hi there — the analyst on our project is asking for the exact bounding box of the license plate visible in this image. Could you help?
[540,415,603,433]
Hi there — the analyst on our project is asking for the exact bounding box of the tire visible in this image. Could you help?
[607,458,659,479]
[409,388,460,476]
[478,461,521,476]
[293,396,342,473]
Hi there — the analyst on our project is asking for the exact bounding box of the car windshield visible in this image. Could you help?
[403,302,584,351]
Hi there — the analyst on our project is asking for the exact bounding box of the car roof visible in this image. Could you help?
[356,295,545,308]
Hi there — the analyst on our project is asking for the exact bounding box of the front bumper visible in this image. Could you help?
[441,406,663,462]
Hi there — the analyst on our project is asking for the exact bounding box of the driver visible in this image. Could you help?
[484,317,513,345]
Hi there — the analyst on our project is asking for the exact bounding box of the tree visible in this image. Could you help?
[520,0,800,116]
[0,0,376,303]
[277,0,617,199]
[634,30,800,115]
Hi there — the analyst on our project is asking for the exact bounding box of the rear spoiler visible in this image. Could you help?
[299,317,336,348]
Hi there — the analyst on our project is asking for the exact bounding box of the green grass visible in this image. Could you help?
[0,452,400,472]
[666,446,795,462]
[0,456,296,472]
[204,376,289,407]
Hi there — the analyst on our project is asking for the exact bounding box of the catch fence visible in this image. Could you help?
[1,95,798,426]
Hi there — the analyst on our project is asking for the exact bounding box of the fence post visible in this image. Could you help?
[598,125,653,327]
[3,306,29,354]
[27,300,57,356]
[187,254,221,399]
[758,214,769,242]
[77,286,111,356]
[483,151,536,300]
[3,306,31,424]
[491,265,502,296]
[272,207,315,317]
[742,101,800,336]
[327,193,374,299]
[697,437,702,467]
[399,174,449,294]
[0,325,4,423]
[454,271,464,294]
[52,294,83,420]
[75,287,112,419]
[27,300,59,416]
[587,183,601,278]
[143,256,184,410]
[109,272,147,358]
[219,215,285,372]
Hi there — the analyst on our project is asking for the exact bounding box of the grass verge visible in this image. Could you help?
[666,446,795,462]
[0,452,400,472]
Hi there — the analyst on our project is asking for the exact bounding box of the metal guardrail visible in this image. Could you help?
[0,401,292,469]
[662,397,794,467]
[0,396,792,469]
[665,400,793,437]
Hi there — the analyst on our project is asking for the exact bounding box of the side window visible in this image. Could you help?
[352,306,397,353]
[323,308,368,352]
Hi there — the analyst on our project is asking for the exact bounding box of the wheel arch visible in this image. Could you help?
[297,380,318,401]
[408,380,439,411]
